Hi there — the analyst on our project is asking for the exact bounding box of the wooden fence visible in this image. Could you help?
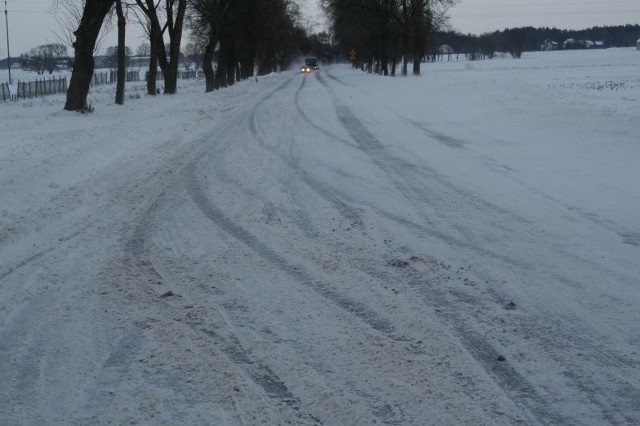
[1,82,10,102]
[91,70,142,87]
[16,76,67,100]
[91,72,110,87]
[109,70,141,82]
[178,70,204,80]
[2,69,202,103]
[146,70,204,81]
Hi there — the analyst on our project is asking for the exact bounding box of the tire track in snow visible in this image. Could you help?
[247,75,364,231]
[104,74,530,425]
[316,68,554,424]
[268,76,318,237]
[182,79,451,424]
[198,328,302,409]
[116,79,394,422]
[408,118,640,253]
[293,75,357,148]
[119,182,318,422]
[207,76,329,236]
[317,70,541,270]
[319,67,640,424]
[184,162,394,336]
[329,65,638,288]
[107,79,363,422]
[182,163,424,424]
[182,79,395,334]
[401,258,639,425]
[73,114,309,421]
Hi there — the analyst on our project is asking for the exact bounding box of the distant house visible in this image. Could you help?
[563,39,605,50]
[563,39,583,49]
[129,55,151,69]
[584,40,595,49]
[438,44,453,55]
[583,40,605,49]
[540,39,560,51]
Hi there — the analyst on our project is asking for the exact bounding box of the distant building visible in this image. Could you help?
[129,55,151,69]
[439,45,453,55]
[563,39,606,50]
[637,39,640,50]
[540,39,560,51]
[563,39,583,50]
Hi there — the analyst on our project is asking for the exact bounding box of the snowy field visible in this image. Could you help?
[1,48,639,424]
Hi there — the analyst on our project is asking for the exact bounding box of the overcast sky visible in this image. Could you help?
[1,0,639,57]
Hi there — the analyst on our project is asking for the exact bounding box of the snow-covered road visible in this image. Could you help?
[2,49,639,424]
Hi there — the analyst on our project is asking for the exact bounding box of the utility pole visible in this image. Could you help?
[4,0,10,84]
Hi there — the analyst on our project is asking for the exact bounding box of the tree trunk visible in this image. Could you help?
[401,0,409,76]
[203,28,216,93]
[115,0,126,105]
[64,0,116,111]
[412,56,421,75]
[147,42,158,95]
[226,39,236,86]
[215,38,228,89]
[138,0,185,94]
[410,0,426,76]
[151,16,168,92]
[162,0,186,94]
[163,64,177,93]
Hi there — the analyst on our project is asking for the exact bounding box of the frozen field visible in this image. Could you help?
[1,48,639,424]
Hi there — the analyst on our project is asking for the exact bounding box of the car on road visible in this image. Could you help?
[301,57,319,73]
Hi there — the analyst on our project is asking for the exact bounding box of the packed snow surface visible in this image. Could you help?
[1,48,639,425]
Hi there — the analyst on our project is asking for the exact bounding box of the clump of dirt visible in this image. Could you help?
[504,301,517,310]
[387,259,410,268]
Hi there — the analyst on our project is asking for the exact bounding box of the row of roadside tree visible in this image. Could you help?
[45,0,640,111]
[63,0,308,111]
[320,0,640,75]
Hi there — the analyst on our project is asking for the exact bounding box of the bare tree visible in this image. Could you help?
[322,0,455,76]
[54,0,113,54]
[188,0,228,92]
[64,0,116,111]
[408,0,425,74]
[188,0,303,92]
[104,45,132,68]
[136,0,187,94]
[182,41,203,71]
[26,43,68,74]
[136,42,150,56]
[115,0,126,105]
[132,15,159,95]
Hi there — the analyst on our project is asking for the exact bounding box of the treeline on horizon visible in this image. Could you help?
[431,24,640,58]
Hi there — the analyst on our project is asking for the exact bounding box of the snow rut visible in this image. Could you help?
[317,67,640,424]
[168,77,522,424]
[183,163,395,336]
